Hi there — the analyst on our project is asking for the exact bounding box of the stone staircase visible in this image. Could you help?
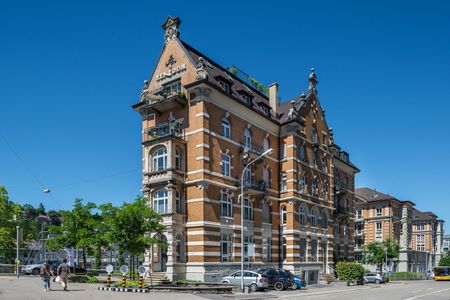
[145,272,171,286]
[319,273,336,283]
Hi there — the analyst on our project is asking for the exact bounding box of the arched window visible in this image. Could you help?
[299,146,306,162]
[311,209,318,228]
[221,118,231,138]
[244,166,251,185]
[175,189,183,214]
[263,137,269,151]
[312,125,318,143]
[152,146,167,171]
[312,152,317,167]
[153,188,168,214]
[281,143,287,159]
[175,234,184,262]
[299,174,306,192]
[299,206,307,226]
[281,237,287,260]
[221,154,231,176]
[175,147,182,170]
[263,168,270,188]
[262,201,271,223]
[281,172,287,192]
[321,211,328,229]
[281,206,287,225]
[244,128,252,148]
[334,222,340,236]
[243,199,253,221]
[220,193,232,217]
[311,178,318,196]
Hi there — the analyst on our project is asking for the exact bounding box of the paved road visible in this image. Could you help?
[1,276,449,300]
[0,275,204,300]
[200,280,450,300]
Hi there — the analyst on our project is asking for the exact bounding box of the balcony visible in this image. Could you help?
[334,205,349,218]
[243,180,267,195]
[135,91,187,115]
[335,183,348,195]
[143,168,185,186]
[240,141,266,161]
[143,121,185,144]
[355,230,363,237]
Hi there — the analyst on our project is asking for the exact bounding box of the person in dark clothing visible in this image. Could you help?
[40,260,54,291]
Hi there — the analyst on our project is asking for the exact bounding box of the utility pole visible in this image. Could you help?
[16,225,20,278]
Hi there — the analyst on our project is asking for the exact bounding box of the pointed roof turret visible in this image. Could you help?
[308,68,318,94]
[162,16,181,42]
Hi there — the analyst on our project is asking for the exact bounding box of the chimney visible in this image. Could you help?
[268,82,279,114]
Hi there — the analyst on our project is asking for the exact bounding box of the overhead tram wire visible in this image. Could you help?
[0,131,65,209]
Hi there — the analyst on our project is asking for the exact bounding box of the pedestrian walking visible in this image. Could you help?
[57,258,70,291]
[40,260,54,291]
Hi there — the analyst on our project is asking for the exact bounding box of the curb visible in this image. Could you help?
[98,286,149,293]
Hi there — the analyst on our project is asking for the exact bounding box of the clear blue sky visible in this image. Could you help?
[1,1,449,231]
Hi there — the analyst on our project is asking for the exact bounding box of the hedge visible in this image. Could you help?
[335,262,365,285]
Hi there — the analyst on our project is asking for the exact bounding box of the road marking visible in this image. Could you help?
[412,289,422,293]
[278,286,372,298]
[403,287,450,300]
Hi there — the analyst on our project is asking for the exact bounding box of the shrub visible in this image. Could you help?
[335,262,365,285]
[86,275,100,283]
[113,280,148,288]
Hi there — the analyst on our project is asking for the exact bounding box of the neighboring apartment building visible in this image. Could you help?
[133,16,358,283]
[442,234,450,256]
[355,188,444,272]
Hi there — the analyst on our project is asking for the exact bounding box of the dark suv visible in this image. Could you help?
[257,268,294,291]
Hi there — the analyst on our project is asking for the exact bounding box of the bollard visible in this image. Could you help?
[106,274,111,287]
[122,274,126,288]
[138,275,143,289]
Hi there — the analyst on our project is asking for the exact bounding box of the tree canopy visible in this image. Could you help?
[362,238,399,273]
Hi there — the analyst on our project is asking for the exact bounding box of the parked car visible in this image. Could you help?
[290,273,306,289]
[22,262,45,275]
[363,273,386,284]
[221,270,268,292]
[257,268,294,291]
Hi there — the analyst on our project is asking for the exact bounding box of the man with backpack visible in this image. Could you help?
[57,259,70,291]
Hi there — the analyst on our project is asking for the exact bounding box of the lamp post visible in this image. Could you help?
[16,225,19,278]
[240,148,273,292]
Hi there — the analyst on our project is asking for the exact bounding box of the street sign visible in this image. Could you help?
[137,265,146,276]
[106,264,113,274]
[120,265,129,275]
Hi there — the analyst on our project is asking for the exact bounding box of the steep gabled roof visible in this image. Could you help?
[179,40,277,120]
[355,187,396,202]
[412,208,438,222]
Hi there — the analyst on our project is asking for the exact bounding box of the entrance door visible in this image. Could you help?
[159,235,167,272]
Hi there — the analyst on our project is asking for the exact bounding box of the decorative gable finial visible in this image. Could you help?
[162,16,181,42]
[308,68,318,94]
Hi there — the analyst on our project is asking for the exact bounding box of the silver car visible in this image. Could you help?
[222,270,268,292]
[363,273,386,284]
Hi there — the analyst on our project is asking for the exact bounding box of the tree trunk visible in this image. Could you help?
[82,247,87,272]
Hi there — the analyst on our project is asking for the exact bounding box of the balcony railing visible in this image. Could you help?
[144,121,185,143]
[138,91,187,114]
[241,140,265,156]
[243,180,267,192]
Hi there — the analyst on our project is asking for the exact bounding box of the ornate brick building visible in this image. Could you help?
[133,16,358,283]
[355,188,444,272]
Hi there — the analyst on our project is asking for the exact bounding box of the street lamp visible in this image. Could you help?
[240,148,273,292]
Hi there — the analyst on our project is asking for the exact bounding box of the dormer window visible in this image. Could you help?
[242,94,252,105]
[162,81,181,97]
[260,105,269,115]
[219,80,231,93]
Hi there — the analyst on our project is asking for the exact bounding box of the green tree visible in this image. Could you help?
[0,186,22,263]
[335,261,365,285]
[438,255,450,266]
[100,196,166,279]
[362,238,399,273]
[46,199,99,270]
